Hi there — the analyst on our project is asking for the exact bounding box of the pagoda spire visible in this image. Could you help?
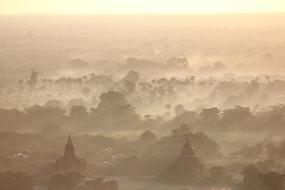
[167,135,204,184]
[179,136,195,159]
[64,134,75,158]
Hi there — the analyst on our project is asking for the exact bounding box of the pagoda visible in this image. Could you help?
[55,135,86,174]
[168,137,204,184]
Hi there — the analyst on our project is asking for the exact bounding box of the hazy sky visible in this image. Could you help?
[1,0,285,14]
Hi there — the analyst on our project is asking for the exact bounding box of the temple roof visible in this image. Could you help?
[179,137,195,159]
[64,135,75,158]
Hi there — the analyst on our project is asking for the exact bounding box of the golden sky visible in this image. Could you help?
[1,0,285,14]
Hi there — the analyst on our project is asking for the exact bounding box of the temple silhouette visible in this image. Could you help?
[168,137,204,184]
[55,135,86,174]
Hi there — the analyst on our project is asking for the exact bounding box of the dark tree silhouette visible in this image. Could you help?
[0,171,34,190]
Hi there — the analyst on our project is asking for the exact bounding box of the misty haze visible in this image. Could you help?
[0,4,285,190]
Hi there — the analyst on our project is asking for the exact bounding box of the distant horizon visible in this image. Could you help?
[0,12,285,16]
[1,0,285,15]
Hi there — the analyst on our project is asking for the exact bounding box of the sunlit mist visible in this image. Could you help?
[1,0,285,14]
